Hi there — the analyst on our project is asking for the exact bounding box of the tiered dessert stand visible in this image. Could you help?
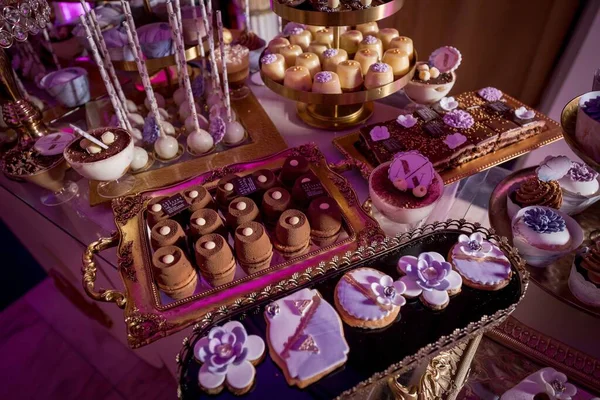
[262,0,414,130]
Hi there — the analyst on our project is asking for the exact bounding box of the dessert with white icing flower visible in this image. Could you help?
[404,46,460,104]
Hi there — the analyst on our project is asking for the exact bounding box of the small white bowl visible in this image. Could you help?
[575,91,600,163]
[404,62,456,105]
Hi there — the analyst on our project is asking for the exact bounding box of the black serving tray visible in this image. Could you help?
[177,220,529,399]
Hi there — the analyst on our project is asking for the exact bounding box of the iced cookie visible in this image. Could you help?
[397,252,463,310]
[194,321,265,395]
[448,232,512,291]
[335,268,406,329]
[264,288,349,388]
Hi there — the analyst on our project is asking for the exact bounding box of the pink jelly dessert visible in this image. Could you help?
[369,150,444,224]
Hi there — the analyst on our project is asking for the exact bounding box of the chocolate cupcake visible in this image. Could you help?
[151,219,187,250]
[215,173,239,211]
[307,197,342,246]
[226,197,260,227]
[194,234,236,287]
[147,196,168,227]
[279,155,310,187]
[513,177,563,209]
[234,221,273,274]
[262,187,292,224]
[152,246,198,300]
[189,208,226,240]
[252,169,277,192]
[183,185,215,212]
[291,172,322,209]
[274,209,311,258]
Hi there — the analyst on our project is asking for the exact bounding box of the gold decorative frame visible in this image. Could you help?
[82,144,383,348]
[175,219,529,399]
[332,94,563,185]
[87,90,288,206]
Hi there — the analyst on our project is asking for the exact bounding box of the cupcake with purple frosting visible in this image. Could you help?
[576,91,600,163]
[557,157,600,215]
[511,205,583,267]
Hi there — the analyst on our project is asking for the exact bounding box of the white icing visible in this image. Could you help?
[242,227,253,236]
[301,178,311,183]
[290,159,299,167]
[451,242,511,285]
[159,226,171,236]
[513,216,570,248]
[236,201,247,211]
[289,216,300,225]
[264,288,349,385]
[224,183,234,191]
[500,367,577,400]
[422,289,449,307]
[151,204,162,212]
[198,363,225,389]
[204,241,216,250]
[272,191,283,200]
[196,218,206,226]
[189,190,199,199]
[225,361,255,390]
[246,335,265,362]
[258,175,267,183]
[162,254,175,264]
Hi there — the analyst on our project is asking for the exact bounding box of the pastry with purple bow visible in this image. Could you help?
[397,251,463,310]
[448,233,512,291]
[264,288,349,388]
[334,268,406,329]
[193,321,265,395]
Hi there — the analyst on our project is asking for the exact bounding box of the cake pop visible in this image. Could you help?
[128,112,145,128]
[224,120,245,144]
[158,108,170,121]
[178,101,201,122]
[159,119,176,136]
[187,128,214,154]
[131,146,149,171]
[173,86,187,106]
[145,92,165,110]
[131,127,143,144]
[154,135,179,160]
[125,99,138,113]
[185,114,209,132]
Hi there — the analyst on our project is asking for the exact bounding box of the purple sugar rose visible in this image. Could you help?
[370,62,390,73]
[443,109,474,129]
[282,22,306,37]
[406,252,452,291]
[362,35,378,44]
[142,115,160,145]
[261,54,277,65]
[583,95,600,122]
[370,125,390,141]
[314,71,333,83]
[444,133,467,149]
[478,87,503,102]
[289,27,304,36]
[209,115,226,144]
[568,161,598,182]
[323,48,338,58]
[523,207,566,234]
[196,324,249,374]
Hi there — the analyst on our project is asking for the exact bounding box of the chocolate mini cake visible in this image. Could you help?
[152,246,197,300]
[307,197,342,246]
[262,187,292,224]
[194,234,236,287]
[215,173,239,210]
[291,172,323,209]
[234,221,273,275]
[183,185,215,213]
[274,209,311,259]
[252,169,277,192]
[189,208,226,239]
[64,128,130,163]
[146,196,168,227]
[279,155,310,187]
[151,219,187,249]
[512,178,563,209]
[226,197,260,227]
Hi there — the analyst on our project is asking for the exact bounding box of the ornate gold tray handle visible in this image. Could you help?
[82,232,127,309]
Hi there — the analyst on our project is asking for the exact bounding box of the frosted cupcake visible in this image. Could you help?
[337,60,363,92]
[312,71,342,94]
[260,53,286,83]
[322,48,348,72]
[288,27,312,51]
[364,62,393,89]
[558,159,600,215]
[284,66,312,91]
[340,30,363,54]
[378,28,400,52]
[511,206,584,267]
[354,49,379,75]
[569,238,600,306]
[279,44,303,66]
[295,52,321,78]
[358,35,383,58]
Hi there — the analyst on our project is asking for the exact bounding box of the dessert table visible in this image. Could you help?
[2,83,600,392]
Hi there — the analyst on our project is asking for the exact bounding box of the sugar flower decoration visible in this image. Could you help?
[396,114,417,128]
[362,35,378,44]
[282,22,306,36]
[142,115,160,145]
[458,232,493,258]
[314,71,333,83]
[428,46,462,73]
[523,207,566,234]
[567,161,598,182]
[443,109,474,129]
[209,115,226,144]
[536,155,571,182]
[370,62,390,73]
[323,48,338,58]
[444,133,467,149]
[370,275,406,306]
[582,95,600,122]
[539,368,577,400]
[478,87,503,102]
[439,96,458,111]
[514,106,535,120]
[370,125,390,141]
[398,252,462,308]
[261,54,277,65]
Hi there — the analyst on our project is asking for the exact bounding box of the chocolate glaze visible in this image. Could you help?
[64,128,130,163]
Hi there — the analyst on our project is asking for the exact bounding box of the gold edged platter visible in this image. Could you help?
[332,95,563,185]
[488,167,600,318]
[176,220,528,399]
[271,0,405,26]
[561,95,600,173]
[82,144,383,348]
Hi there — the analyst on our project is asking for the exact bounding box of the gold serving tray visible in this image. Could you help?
[488,167,600,319]
[561,95,600,173]
[332,94,563,184]
[88,90,288,206]
[82,144,383,348]
[271,0,404,26]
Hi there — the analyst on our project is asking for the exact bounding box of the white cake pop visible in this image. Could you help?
[173,86,187,106]
[187,129,214,154]
[125,99,138,113]
[158,107,170,121]
[130,146,149,171]
[145,92,165,110]
[130,127,143,145]
[178,102,201,122]
[158,119,176,136]
[185,114,209,132]
[128,113,145,128]
[207,91,222,107]
[154,135,179,159]
[224,120,245,144]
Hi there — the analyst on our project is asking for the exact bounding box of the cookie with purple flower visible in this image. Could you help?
[397,252,463,310]
[334,268,406,329]
[448,232,512,291]
[193,321,265,395]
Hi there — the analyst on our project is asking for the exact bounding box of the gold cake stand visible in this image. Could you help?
[265,0,409,130]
